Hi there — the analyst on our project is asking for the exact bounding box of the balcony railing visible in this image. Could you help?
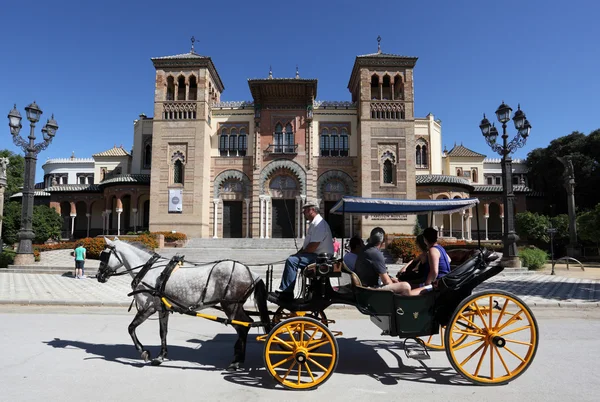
[163,101,197,120]
[265,144,298,155]
[320,149,349,157]
[370,100,405,120]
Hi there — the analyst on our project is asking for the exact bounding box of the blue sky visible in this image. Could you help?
[0,0,598,181]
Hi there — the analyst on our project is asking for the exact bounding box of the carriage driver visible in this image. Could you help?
[275,199,334,301]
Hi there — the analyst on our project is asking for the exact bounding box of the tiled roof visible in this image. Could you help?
[472,184,535,193]
[447,145,486,158]
[46,184,100,192]
[357,51,418,59]
[10,190,51,198]
[99,174,150,187]
[151,51,208,60]
[93,146,130,157]
[416,174,473,188]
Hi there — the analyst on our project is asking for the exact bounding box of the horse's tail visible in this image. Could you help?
[253,279,272,333]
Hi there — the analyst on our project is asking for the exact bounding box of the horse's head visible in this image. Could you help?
[97,237,125,283]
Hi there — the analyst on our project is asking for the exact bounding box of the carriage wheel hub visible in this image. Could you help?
[294,347,308,363]
[492,336,506,348]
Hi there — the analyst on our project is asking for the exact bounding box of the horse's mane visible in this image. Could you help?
[120,240,154,257]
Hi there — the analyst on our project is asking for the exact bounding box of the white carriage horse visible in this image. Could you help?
[96,237,271,370]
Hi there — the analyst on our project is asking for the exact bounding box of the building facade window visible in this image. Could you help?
[471,168,478,183]
[177,75,186,100]
[487,176,493,185]
[416,139,428,168]
[166,76,175,100]
[218,124,249,157]
[171,151,186,185]
[188,75,197,101]
[320,124,349,156]
[495,177,501,185]
[383,160,393,184]
[143,139,152,169]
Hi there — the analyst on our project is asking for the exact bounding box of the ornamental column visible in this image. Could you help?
[265,196,271,239]
[259,195,265,238]
[0,158,8,248]
[213,199,220,238]
[85,213,91,238]
[132,208,138,233]
[115,198,123,236]
[467,209,473,241]
[449,213,453,238]
[461,210,465,240]
[244,199,250,238]
[484,203,489,241]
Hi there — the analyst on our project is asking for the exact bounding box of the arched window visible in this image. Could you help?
[422,145,428,167]
[171,151,185,185]
[177,76,186,100]
[166,76,175,101]
[340,128,349,156]
[393,75,404,100]
[274,123,283,153]
[174,160,184,184]
[238,128,247,156]
[143,142,152,169]
[416,145,422,166]
[219,128,228,156]
[370,75,380,100]
[472,169,478,183]
[188,75,197,101]
[382,75,391,100]
[457,168,463,177]
[285,123,294,153]
[331,129,339,156]
[320,128,330,156]
[229,128,238,154]
[383,160,393,184]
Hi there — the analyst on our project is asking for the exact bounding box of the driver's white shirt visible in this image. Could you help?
[302,214,334,255]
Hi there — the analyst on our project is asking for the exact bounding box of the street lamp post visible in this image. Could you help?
[7,102,58,265]
[479,102,531,268]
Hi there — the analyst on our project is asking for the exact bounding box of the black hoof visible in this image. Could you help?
[141,350,151,362]
[226,362,243,372]
[151,358,163,366]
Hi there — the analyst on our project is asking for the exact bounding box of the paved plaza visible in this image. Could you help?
[1,248,598,308]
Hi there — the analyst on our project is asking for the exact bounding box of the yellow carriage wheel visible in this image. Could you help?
[445,291,539,385]
[264,317,338,390]
[420,325,447,350]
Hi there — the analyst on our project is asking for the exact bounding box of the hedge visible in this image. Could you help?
[519,247,548,270]
[387,237,421,262]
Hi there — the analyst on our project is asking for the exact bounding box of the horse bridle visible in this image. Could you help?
[97,245,126,282]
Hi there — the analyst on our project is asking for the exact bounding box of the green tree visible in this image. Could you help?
[578,204,600,247]
[1,202,62,245]
[1,201,21,245]
[32,205,62,243]
[526,130,600,215]
[515,211,550,245]
[0,149,25,201]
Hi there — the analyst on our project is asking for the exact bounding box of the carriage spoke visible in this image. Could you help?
[489,342,494,380]
[494,299,509,328]
[460,342,486,366]
[273,336,293,350]
[272,355,295,369]
[473,343,489,377]
[496,309,524,333]
[307,357,328,372]
[459,313,482,332]
[297,363,302,385]
[305,362,316,382]
[307,340,330,352]
[494,345,511,376]
[267,350,293,355]
[308,352,333,357]
[504,338,533,347]
[453,338,483,351]
[503,345,527,363]
[281,361,295,381]
[451,329,485,337]
[498,325,531,337]
[286,327,299,347]
[472,303,489,330]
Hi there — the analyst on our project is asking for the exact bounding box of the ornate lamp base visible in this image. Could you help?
[500,255,522,269]
[13,253,35,266]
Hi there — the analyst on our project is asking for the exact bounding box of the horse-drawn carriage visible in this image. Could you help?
[97,196,539,390]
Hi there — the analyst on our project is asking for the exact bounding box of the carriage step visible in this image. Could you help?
[403,338,431,360]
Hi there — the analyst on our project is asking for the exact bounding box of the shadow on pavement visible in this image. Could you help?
[477,280,599,302]
[45,335,469,389]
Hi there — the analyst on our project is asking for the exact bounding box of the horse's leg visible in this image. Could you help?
[128,306,156,362]
[151,307,170,366]
[222,302,253,371]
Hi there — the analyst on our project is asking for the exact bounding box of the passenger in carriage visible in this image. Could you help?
[385,227,451,296]
[274,200,334,301]
[354,227,399,288]
[396,234,428,285]
[343,235,364,271]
